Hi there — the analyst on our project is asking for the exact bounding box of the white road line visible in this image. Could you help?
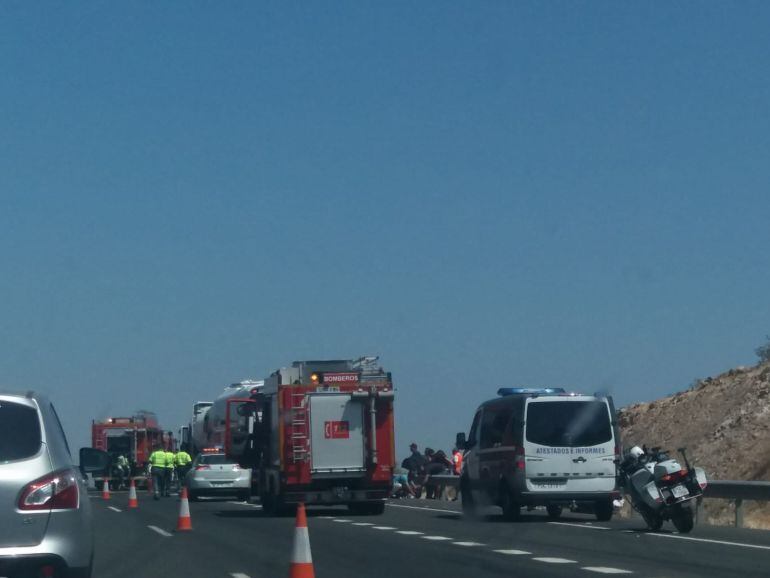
[452,541,485,547]
[387,503,461,515]
[107,506,122,513]
[352,522,375,526]
[421,535,452,541]
[318,516,335,519]
[332,519,352,523]
[549,522,610,530]
[645,532,770,551]
[493,549,531,555]
[582,568,633,574]
[230,574,251,578]
[372,526,397,530]
[396,530,424,535]
[532,557,576,564]
[147,525,173,537]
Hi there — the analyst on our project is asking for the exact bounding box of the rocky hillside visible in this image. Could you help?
[617,362,770,529]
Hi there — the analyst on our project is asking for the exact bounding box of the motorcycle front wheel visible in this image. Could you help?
[671,501,695,533]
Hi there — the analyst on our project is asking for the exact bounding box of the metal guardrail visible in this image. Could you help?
[703,480,770,527]
[429,475,770,528]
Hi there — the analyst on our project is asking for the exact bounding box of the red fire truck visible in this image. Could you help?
[91,412,172,488]
[221,357,395,515]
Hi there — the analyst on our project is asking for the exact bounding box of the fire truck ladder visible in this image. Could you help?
[290,393,309,463]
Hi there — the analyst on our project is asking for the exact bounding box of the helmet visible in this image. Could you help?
[629,446,644,459]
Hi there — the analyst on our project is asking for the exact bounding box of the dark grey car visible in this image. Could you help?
[0,391,108,578]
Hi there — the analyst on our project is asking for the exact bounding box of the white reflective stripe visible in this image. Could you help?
[493,549,530,555]
[179,498,190,518]
[291,527,313,563]
[581,568,633,574]
[532,557,576,564]
[107,506,122,513]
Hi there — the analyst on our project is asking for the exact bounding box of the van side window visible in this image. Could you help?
[467,411,481,447]
[480,407,513,449]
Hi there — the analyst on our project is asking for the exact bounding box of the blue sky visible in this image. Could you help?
[2,2,770,454]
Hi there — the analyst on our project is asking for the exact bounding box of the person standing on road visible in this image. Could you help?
[174,447,192,491]
[148,446,167,500]
[401,443,427,498]
[163,447,176,497]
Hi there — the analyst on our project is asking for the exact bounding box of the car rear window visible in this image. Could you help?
[525,401,612,447]
[199,454,232,465]
[0,401,42,462]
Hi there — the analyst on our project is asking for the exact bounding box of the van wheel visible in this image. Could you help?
[499,487,521,521]
[460,478,478,518]
[546,504,563,520]
[594,500,613,522]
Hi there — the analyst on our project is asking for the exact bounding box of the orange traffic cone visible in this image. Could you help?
[128,479,138,509]
[289,503,314,578]
[101,478,110,500]
[176,486,192,531]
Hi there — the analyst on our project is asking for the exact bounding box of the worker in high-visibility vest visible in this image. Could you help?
[174,447,193,491]
[148,446,168,500]
[452,448,463,476]
[163,448,176,497]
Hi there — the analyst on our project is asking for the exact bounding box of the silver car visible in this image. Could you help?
[0,391,109,578]
[185,452,250,501]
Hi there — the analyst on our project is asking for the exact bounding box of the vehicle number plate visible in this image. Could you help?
[672,484,689,498]
[532,480,566,489]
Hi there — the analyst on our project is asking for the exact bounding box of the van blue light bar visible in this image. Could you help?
[497,387,566,396]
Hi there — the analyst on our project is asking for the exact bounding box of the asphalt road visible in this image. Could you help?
[92,492,770,578]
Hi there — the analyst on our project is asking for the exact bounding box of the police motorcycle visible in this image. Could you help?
[617,446,707,533]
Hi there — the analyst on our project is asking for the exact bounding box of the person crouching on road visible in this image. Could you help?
[163,447,176,497]
[148,446,167,500]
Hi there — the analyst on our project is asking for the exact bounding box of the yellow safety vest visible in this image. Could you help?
[175,451,192,466]
[149,450,166,468]
[164,451,176,468]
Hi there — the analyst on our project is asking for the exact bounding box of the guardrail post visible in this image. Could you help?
[694,497,702,526]
[735,498,744,528]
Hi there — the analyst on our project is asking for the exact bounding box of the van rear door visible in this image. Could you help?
[523,397,616,493]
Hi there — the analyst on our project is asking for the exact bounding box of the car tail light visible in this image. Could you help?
[19,469,79,511]
[195,465,210,471]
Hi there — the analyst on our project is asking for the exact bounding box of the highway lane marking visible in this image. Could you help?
[532,557,576,564]
[452,541,485,547]
[147,525,173,537]
[372,526,397,530]
[107,506,122,513]
[387,503,461,515]
[230,574,251,578]
[332,519,352,523]
[352,522,375,526]
[644,532,770,551]
[396,530,424,535]
[548,522,610,530]
[318,516,335,519]
[421,535,453,541]
[493,549,531,555]
[581,568,632,574]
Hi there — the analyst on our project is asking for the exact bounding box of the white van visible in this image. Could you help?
[456,388,621,521]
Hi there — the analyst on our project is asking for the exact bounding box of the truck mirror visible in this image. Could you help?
[79,447,111,474]
[455,432,467,450]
